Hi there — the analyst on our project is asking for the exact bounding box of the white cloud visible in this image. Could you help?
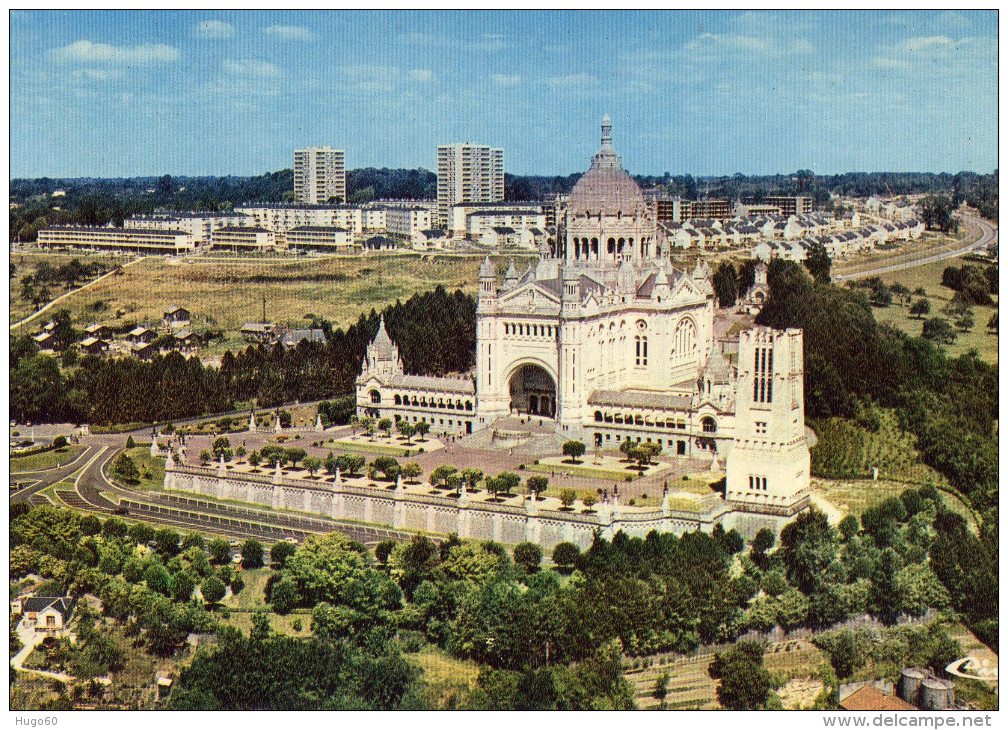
[195,20,235,40]
[872,56,910,71]
[792,38,814,55]
[224,59,280,79]
[492,73,522,87]
[895,35,954,54]
[546,72,596,88]
[338,64,433,93]
[49,40,179,65]
[263,25,317,42]
[683,31,768,60]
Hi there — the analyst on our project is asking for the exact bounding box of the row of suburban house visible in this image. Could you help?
[662,212,923,254]
[754,220,925,262]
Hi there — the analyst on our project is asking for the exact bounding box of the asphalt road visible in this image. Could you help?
[12,440,414,548]
[834,214,996,282]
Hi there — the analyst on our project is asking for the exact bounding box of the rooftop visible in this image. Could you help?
[839,686,915,712]
[568,116,645,216]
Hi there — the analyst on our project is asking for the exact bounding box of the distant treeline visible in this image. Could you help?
[10,168,998,242]
[9,286,475,426]
[507,170,999,217]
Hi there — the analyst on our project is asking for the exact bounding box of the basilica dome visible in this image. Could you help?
[568,115,645,216]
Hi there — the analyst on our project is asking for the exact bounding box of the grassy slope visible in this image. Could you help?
[122,446,166,491]
[10,445,86,472]
[870,255,998,365]
[9,251,130,325]
[809,410,978,527]
[810,410,945,484]
[27,253,513,359]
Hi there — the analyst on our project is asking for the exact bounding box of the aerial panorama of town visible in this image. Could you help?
[7,9,999,717]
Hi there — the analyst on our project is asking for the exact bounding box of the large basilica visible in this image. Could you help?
[358,117,810,515]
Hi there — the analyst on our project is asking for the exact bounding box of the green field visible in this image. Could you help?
[810,409,945,484]
[219,567,311,636]
[870,255,998,365]
[19,253,533,358]
[327,438,416,457]
[9,251,130,325]
[10,445,85,473]
[117,446,166,491]
[524,460,636,482]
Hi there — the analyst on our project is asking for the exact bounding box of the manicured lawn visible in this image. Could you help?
[870,255,998,365]
[329,439,415,457]
[10,445,86,473]
[524,460,638,482]
[119,446,166,491]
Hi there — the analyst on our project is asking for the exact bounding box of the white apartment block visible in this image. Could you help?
[210,226,277,251]
[236,205,364,238]
[362,208,387,232]
[437,143,504,229]
[37,226,194,255]
[125,213,254,244]
[384,207,433,240]
[285,226,355,252]
[294,147,346,205]
[455,204,546,239]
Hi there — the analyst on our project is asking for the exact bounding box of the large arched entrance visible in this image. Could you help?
[509,363,556,418]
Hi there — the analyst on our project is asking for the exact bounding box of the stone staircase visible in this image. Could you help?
[457,416,564,454]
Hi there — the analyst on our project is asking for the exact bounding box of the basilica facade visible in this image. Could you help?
[357,118,810,515]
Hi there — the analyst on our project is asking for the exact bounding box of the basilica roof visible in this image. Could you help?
[391,373,476,395]
[702,346,733,384]
[568,116,645,216]
[587,389,693,411]
[368,316,398,358]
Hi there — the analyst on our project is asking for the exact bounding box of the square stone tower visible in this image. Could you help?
[725,326,810,515]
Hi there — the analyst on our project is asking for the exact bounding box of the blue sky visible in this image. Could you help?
[9,9,998,178]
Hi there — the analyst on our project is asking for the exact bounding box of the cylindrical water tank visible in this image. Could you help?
[919,678,955,710]
[899,667,926,704]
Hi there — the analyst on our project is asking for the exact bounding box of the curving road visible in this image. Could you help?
[13,439,414,548]
[834,214,996,282]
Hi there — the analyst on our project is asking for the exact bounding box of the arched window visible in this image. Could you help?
[465,401,473,411]
[702,416,717,433]
[635,335,648,366]
[369,390,381,404]
[673,318,697,360]
[594,410,603,422]
[394,394,402,405]
[607,237,615,254]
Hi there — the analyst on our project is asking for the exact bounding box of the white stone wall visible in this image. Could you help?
[166,465,732,552]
